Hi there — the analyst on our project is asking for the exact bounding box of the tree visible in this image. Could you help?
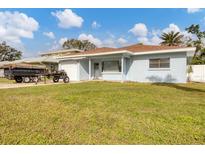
[185,24,205,64]
[160,31,184,46]
[186,24,205,56]
[0,41,22,61]
[62,39,96,51]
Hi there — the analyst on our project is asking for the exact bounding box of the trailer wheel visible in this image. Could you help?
[53,76,59,82]
[23,77,31,83]
[63,76,69,83]
[15,76,23,83]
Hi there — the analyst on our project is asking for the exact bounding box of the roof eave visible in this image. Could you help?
[57,50,133,59]
[57,47,196,59]
[132,47,196,55]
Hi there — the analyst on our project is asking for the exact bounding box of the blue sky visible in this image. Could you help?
[0,8,204,57]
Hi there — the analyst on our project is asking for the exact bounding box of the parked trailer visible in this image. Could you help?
[3,63,69,83]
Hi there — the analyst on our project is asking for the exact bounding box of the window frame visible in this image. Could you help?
[102,60,121,73]
[149,58,170,69]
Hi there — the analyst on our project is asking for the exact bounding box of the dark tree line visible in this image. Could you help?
[62,39,96,51]
[0,41,22,61]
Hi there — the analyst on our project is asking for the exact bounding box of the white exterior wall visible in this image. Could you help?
[190,65,205,82]
[126,52,187,83]
[59,60,79,81]
[0,69,4,77]
[79,59,89,80]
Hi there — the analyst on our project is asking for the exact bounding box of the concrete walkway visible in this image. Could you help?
[0,81,83,89]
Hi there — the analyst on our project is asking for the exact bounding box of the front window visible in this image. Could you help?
[102,60,121,72]
[149,58,170,68]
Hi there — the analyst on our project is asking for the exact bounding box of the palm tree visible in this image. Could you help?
[160,31,184,46]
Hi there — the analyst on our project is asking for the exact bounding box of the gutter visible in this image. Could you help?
[57,50,133,60]
[132,47,196,55]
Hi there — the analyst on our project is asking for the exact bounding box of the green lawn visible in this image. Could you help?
[0,78,14,83]
[0,81,205,144]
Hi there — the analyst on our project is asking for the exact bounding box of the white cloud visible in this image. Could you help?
[136,35,162,45]
[128,23,188,45]
[48,37,68,51]
[51,9,83,29]
[59,37,68,46]
[78,33,102,47]
[92,21,101,29]
[43,32,55,39]
[129,23,148,37]
[151,29,161,36]
[50,40,60,51]
[149,35,162,45]
[137,37,149,44]
[162,23,180,33]
[0,11,39,50]
[107,32,115,39]
[187,8,201,14]
[117,37,128,46]
[103,38,116,47]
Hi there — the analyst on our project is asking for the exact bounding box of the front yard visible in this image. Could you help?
[0,81,204,144]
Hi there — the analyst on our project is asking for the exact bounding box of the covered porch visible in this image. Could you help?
[87,54,130,82]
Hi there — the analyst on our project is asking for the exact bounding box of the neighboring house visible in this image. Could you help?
[55,44,195,83]
[40,49,83,57]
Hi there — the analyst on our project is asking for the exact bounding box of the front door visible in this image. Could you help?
[94,63,100,79]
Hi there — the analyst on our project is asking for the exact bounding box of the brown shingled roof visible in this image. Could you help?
[58,44,192,58]
[120,44,187,53]
[81,44,188,55]
[83,47,118,54]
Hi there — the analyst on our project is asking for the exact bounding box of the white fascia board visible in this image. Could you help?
[132,47,196,56]
[57,50,132,59]
[86,50,133,57]
[58,57,87,61]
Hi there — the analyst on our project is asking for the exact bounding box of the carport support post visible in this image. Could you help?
[89,58,91,80]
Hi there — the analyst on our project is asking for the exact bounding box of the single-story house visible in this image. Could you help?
[0,44,195,83]
[55,44,195,83]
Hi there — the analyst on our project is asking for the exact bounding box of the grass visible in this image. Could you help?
[0,77,53,84]
[0,81,205,144]
[0,77,14,83]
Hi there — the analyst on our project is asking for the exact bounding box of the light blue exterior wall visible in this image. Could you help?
[87,55,123,81]
[77,51,188,83]
[127,52,187,83]
[102,72,122,81]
